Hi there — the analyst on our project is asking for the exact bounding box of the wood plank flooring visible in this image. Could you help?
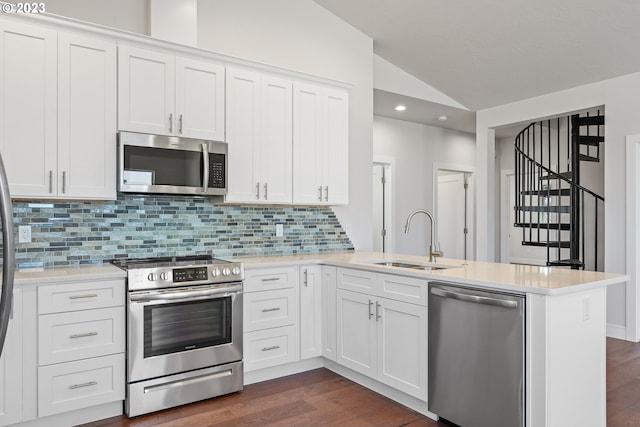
[83,337,640,427]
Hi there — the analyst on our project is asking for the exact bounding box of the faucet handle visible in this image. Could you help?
[432,242,443,258]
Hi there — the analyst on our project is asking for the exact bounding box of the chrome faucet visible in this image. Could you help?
[404,209,443,263]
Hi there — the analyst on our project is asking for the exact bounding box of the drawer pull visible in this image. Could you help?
[69,381,97,390]
[260,277,280,282]
[68,293,98,300]
[261,345,280,352]
[69,332,98,339]
[261,307,281,313]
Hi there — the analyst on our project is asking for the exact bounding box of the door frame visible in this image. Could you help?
[432,163,475,261]
[626,135,640,342]
[373,156,395,254]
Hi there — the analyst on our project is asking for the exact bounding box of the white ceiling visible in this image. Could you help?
[314,0,640,133]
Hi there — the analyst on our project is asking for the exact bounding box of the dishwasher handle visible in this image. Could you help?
[430,287,519,309]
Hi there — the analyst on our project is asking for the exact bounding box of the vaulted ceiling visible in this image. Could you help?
[314,0,640,132]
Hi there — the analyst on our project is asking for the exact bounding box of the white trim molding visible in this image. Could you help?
[625,134,640,342]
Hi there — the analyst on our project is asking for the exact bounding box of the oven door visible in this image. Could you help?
[127,283,242,383]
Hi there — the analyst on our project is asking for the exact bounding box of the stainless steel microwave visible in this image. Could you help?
[117,132,227,196]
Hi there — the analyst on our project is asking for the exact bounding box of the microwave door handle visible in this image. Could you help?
[201,143,210,193]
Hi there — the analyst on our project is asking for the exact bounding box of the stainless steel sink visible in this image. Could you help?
[371,261,448,271]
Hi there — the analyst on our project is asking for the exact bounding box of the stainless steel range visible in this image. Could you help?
[111,255,244,417]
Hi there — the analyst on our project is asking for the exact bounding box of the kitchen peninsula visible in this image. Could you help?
[235,251,628,427]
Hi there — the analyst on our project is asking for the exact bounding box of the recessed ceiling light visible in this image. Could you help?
[395,105,406,112]
[437,115,448,121]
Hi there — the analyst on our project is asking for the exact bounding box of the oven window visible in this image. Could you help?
[143,297,232,358]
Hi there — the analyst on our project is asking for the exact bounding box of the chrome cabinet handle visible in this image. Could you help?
[324,186,329,201]
[256,182,260,199]
[68,293,98,300]
[201,143,210,193]
[261,277,279,282]
[169,113,173,133]
[70,332,98,339]
[264,183,268,200]
[179,114,183,134]
[368,300,374,319]
[69,381,97,390]
[318,186,322,201]
[261,345,280,352]
[261,307,280,313]
[49,170,53,193]
[376,301,381,321]
[303,269,308,287]
[62,171,66,193]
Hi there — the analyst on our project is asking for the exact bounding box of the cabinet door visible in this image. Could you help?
[321,266,337,361]
[118,45,174,135]
[337,267,377,294]
[260,75,292,203]
[300,265,322,360]
[58,33,116,199]
[293,83,323,204]
[175,57,225,141]
[323,88,349,204]
[336,289,377,377]
[377,297,428,400]
[225,67,261,202]
[0,21,57,197]
[0,288,22,427]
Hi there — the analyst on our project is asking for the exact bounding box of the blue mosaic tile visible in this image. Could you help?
[5,194,353,268]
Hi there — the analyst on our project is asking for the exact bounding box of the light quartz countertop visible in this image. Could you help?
[4,251,628,295]
[231,251,630,296]
[13,263,125,285]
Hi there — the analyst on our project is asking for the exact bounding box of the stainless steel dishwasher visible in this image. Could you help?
[428,282,525,427]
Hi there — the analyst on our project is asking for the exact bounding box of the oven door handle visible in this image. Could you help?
[130,284,242,303]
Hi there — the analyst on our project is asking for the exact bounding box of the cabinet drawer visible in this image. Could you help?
[38,353,125,417]
[337,268,377,294]
[244,266,298,292]
[244,325,298,372]
[38,280,125,314]
[244,288,297,332]
[378,274,428,306]
[39,306,125,365]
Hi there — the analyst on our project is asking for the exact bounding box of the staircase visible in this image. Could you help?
[513,113,605,270]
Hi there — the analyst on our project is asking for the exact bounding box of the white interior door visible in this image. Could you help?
[437,172,466,259]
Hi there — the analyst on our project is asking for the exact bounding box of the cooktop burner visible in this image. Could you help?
[110,255,232,270]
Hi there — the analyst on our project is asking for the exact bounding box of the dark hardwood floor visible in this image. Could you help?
[82,337,640,427]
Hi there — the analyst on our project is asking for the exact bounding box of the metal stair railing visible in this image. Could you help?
[513,114,604,270]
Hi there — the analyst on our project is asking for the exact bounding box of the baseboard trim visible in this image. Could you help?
[607,323,627,340]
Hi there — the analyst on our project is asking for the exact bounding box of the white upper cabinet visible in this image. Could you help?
[293,83,349,205]
[58,32,117,199]
[0,21,57,197]
[0,21,117,199]
[226,67,292,203]
[118,45,225,141]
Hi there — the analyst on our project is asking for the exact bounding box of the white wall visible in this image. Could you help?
[43,0,375,251]
[476,72,640,339]
[373,116,475,256]
[44,0,148,34]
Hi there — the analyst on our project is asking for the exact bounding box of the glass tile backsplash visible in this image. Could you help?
[10,195,353,268]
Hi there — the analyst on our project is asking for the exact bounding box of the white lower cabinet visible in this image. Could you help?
[336,268,428,401]
[300,265,322,360]
[243,266,299,372]
[38,353,125,417]
[0,288,22,427]
[34,278,125,423]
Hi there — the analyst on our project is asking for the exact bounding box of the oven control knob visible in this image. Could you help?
[232,267,241,275]
[222,268,231,276]
[211,268,220,277]
[160,272,168,281]
[147,273,157,281]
